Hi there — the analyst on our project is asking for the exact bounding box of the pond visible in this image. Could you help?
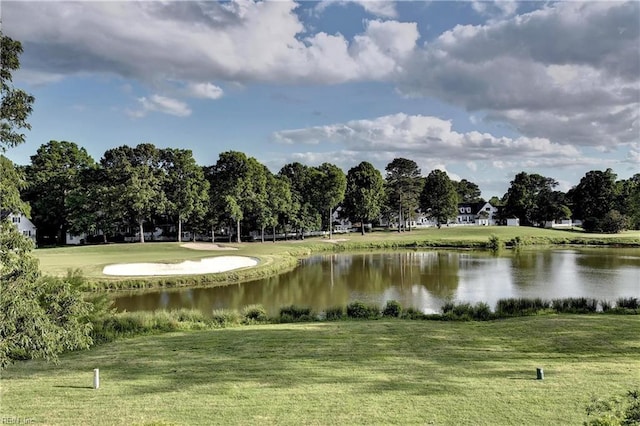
[113,248,640,315]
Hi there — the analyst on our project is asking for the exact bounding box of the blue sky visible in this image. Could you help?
[4,0,639,198]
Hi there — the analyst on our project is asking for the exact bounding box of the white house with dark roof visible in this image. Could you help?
[456,202,499,226]
[7,213,37,243]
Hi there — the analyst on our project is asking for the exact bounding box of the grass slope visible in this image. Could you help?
[2,316,639,425]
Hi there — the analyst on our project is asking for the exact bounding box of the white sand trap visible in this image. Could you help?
[181,242,238,251]
[102,256,258,276]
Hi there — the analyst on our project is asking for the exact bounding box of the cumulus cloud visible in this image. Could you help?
[186,82,224,100]
[273,113,581,162]
[127,95,191,118]
[398,1,640,148]
[316,1,398,18]
[4,1,416,85]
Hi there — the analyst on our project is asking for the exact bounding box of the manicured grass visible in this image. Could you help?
[34,227,640,288]
[1,316,638,425]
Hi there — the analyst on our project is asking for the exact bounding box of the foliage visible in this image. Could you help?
[495,297,550,317]
[454,179,483,203]
[501,171,559,226]
[160,148,210,242]
[552,298,598,314]
[23,140,95,244]
[241,304,268,323]
[314,162,346,238]
[385,158,422,231]
[342,161,385,235]
[382,300,403,317]
[0,223,93,369]
[487,234,504,251]
[211,309,242,328]
[0,32,34,151]
[420,169,458,226]
[616,298,639,310]
[441,302,492,321]
[346,301,380,319]
[0,155,30,215]
[584,389,640,426]
[279,305,313,322]
[324,306,344,320]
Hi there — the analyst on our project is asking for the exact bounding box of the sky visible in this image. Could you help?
[3,0,639,198]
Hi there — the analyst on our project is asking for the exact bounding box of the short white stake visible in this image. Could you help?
[93,368,100,389]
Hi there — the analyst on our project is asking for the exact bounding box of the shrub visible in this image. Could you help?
[617,297,639,310]
[241,304,268,324]
[442,302,492,321]
[495,298,549,317]
[402,307,427,320]
[211,309,241,328]
[382,300,403,318]
[324,306,344,321]
[600,300,613,312]
[551,297,597,314]
[279,305,313,322]
[487,234,504,252]
[346,301,380,319]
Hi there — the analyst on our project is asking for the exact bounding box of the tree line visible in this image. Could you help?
[8,140,639,246]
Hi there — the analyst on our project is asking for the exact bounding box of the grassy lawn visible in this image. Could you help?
[35,227,640,283]
[1,316,638,425]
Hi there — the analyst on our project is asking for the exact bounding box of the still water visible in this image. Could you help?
[114,249,640,315]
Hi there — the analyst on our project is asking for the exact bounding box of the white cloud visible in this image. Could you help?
[315,1,398,18]
[128,95,191,118]
[186,83,224,100]
[4,1,416,86]
[398,1,639,148]
[273,113,583,163]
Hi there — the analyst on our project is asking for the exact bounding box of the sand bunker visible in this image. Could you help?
[180,242,238,251]
[102,256,258,276]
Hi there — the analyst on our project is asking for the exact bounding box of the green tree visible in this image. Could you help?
[279,162,320,239]
[0,35,92,369]
[454,179,483,203]
[570,169,625,233]
[342,161,385,235]
[501,172,558,226]
[314,163,346,239]
[1,32,34,151]
[207,151,265,243]
[420,170,458,227]
[385,158,422,232]
[615,174,640,230]
[101,144,167,243]
[160,148,209,242]
[23,140,95,245]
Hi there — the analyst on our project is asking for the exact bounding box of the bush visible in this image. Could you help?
[442,302,492,321]
[382,300,403,318]
[346,301,380,319]
[617,297,639,310]
[402,307,427,320]
[600,300,613,312]
[552,297,598,314]
[241,304,268,324]
[324,306,344,321]
[211,309,241,328]
[279,305,313,322]
[487,234,504,251]
[495,298,549,317]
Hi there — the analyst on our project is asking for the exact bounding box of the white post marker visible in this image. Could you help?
[93,368,100,389]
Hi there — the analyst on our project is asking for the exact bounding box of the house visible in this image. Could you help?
[7,213,37,243]
[456,202,499,226]
[506,218,520,227]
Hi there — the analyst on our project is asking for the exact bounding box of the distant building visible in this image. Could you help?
[506,218,520,227]
[7,213,37,243]
[456,202,499,226]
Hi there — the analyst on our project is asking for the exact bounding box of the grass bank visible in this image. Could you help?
[1,316,638,425]
[35,227,640,291]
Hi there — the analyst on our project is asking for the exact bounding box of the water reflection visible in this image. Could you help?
[114,248,640,315]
